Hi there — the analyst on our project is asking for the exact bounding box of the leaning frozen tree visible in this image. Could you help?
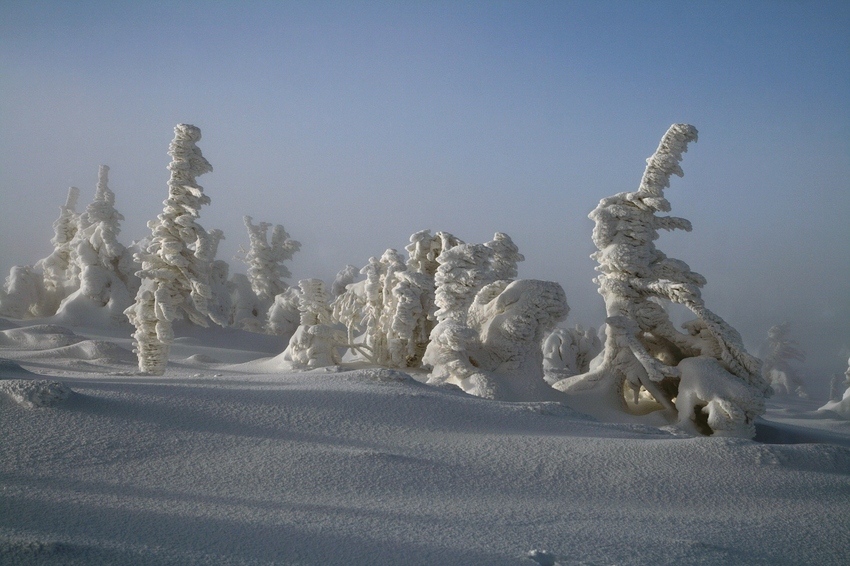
[125,124,217,374]
[760,322,807,397]
[554,124,770,437]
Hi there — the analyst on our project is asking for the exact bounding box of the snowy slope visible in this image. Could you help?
[2,321,849,565]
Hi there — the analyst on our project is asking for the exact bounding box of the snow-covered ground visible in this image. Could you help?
[2,319,849,566]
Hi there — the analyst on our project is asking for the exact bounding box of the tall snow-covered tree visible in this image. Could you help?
[126,124,216,374]
[554,124,769,437]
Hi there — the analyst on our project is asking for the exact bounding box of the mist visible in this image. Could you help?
[2,1,848,396]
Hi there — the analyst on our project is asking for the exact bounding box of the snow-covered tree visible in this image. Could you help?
[266,286,300,338]
[125,124,217,374]
[38,186,81,301]
[56,165,137,323]
[297,278,333,326]
[240,216,300,303]
[331,264,359,298]
[424,279,569,400]
[553,124,769,438]
[433,243,493,324]
[760,322,807,397]
[485,232,524,280]
[0,266,48,319]
[279,279,345,369]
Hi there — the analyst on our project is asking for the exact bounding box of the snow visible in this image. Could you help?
[1,317,849,565]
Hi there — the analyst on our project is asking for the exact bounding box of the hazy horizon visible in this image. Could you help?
[2,1,848,393]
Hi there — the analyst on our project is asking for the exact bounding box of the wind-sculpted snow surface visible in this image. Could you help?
[3,352,847,565]
[554,124,770,437]
[126,124,217,374]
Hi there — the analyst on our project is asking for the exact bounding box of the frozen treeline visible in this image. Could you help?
[0,125,303,374]
[2,122,813,437]
[0,167,140,324]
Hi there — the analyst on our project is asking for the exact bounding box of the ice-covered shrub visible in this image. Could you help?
[125,124,217,374]
[485,232,524,280]
[331,264,359,298]
[760,322,807,397]
[553,124,769,437]
[279,279,345,369]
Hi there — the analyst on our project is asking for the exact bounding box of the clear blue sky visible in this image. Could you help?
[2,1,848,388]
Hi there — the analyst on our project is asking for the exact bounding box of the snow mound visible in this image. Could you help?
[0,379,72,408]
[819,393,850,420]
[13,339,135,363]
[183,353,222,364]
[0,324,83,349]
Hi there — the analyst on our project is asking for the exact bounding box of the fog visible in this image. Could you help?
[2,1,848,395]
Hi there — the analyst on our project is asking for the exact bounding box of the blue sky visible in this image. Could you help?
[2,1,848,387]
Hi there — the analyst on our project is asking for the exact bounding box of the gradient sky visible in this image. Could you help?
[2,0,848,390]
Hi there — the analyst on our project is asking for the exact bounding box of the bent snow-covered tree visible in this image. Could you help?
[125,124,217,374]
[554,124,770,438]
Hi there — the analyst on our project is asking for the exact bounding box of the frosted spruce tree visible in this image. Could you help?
[554,124,770,437]
[125,124,217,374]
[240,216,301,304]
[0,187,82,318]
[760,322,807,397]
[58,165,137,322]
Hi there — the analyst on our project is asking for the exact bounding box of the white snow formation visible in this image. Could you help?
[761,322,808,397]
[425,279,569,401]
[553,124,770,437]
[819,357,850,419]
[125,124,217,374]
